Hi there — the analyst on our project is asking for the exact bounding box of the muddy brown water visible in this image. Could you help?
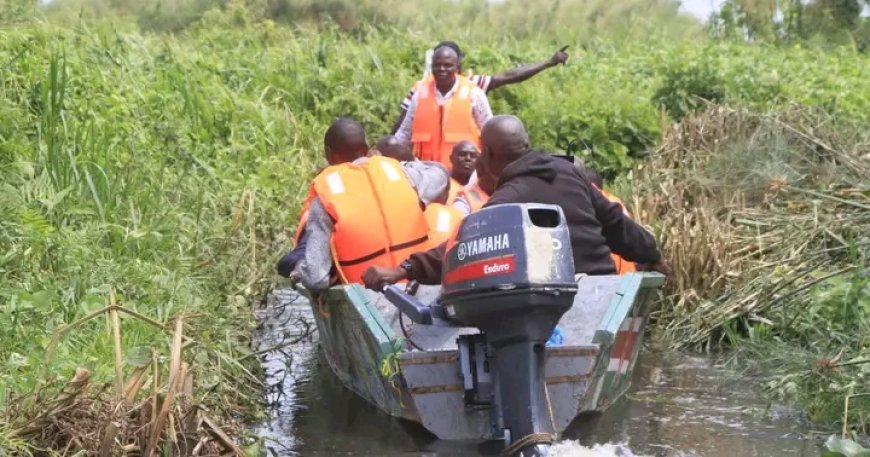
[255,288,822,457]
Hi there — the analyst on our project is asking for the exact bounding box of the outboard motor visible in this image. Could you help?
[442,203,577,456]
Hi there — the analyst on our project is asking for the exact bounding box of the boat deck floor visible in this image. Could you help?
[364,275,622,352]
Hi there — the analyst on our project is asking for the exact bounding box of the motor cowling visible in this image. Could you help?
[440,204,578,456]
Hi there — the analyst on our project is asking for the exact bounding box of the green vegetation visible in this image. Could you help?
[0,0,868,453]
[638,106,869,436]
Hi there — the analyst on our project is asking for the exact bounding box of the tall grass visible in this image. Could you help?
[634,106,869,432]
[0,0,868,451]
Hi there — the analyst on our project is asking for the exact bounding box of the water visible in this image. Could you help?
[255,289,821,457]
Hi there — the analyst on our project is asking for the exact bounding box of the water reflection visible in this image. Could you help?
[256,289,820,457]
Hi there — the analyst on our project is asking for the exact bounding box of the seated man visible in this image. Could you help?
[362,115,671,290]
[452,159,494,216]
[373,135,415,162]
[277,119,369,277]
[291,118,449,291]
[446,140,479,204]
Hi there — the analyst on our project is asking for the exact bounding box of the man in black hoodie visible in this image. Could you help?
[361,115,670,289]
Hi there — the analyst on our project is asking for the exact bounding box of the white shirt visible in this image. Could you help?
[395,79,493,142]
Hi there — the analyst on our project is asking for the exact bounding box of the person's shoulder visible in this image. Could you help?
[469,73,491,83]
[403,160,449,175]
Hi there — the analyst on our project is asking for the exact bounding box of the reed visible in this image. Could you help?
[635,105,869,430]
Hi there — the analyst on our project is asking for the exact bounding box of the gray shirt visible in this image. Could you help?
[293,158,450,291]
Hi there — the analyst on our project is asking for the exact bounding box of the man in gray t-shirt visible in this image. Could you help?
[288,120,449,291]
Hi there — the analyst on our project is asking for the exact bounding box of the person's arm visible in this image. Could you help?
[391,110,408,135]
[486,46,569,92]
[394,91,418,142]
[362,243,447,289]
[471,87,493,130]
[277,227,308,277]
[391,87,416,134]
[292,198,336,291]
[589,185,661,264]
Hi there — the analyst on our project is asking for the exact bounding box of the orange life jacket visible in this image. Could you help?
[410,75,481,168]
[447,178,462,205]
[459,181,490,213]
[593,184,637,275]
[424,203,464,247]
[313,156,431,284]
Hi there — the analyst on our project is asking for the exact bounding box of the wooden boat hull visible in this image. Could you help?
[302,273,664,441]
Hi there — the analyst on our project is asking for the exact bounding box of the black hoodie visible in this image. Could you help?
[407,151,662,284]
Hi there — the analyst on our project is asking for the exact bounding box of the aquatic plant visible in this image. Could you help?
[636,105,869,433]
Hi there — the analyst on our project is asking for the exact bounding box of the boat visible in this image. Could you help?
[297,203,665,456]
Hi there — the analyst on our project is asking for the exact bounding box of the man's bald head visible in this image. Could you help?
[324,117,368,165]
[374,135,414,162]
[480,115,530,179]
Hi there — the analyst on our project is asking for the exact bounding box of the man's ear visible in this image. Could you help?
[325,146,334,165]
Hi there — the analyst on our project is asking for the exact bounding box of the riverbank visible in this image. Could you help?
[633,106,869,436]
[1,0,867,453]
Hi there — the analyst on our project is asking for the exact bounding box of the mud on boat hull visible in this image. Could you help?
[300,273,664,441]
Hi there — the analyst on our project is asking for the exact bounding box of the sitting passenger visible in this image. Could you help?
[446,141,479,204]
[453,159,493,215]
[277,119,367,277]
[362,115,671,289]
[290,118,449,291]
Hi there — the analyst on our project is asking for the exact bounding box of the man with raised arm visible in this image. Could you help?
[391,41,569,134]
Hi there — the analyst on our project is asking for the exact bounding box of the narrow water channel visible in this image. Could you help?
[255,288,821,457]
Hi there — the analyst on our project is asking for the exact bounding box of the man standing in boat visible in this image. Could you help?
[289,118,450,290]
[391,41,569,134]
[394,44,492,169]
[362,115,672,289]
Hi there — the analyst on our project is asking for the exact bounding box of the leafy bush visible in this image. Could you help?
[653,59,726,120]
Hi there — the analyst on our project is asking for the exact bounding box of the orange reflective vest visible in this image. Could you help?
[593,184,637,275]
[459,182,489,213]
[410,75,481,168]
[447,178,462,205]
[424,203,464,247]
[313,156,431,284]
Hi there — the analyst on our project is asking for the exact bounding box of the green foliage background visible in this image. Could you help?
[0,0,868,442]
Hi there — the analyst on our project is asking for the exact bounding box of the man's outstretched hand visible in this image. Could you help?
[362,265,407,291]
[548,45,569,67]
